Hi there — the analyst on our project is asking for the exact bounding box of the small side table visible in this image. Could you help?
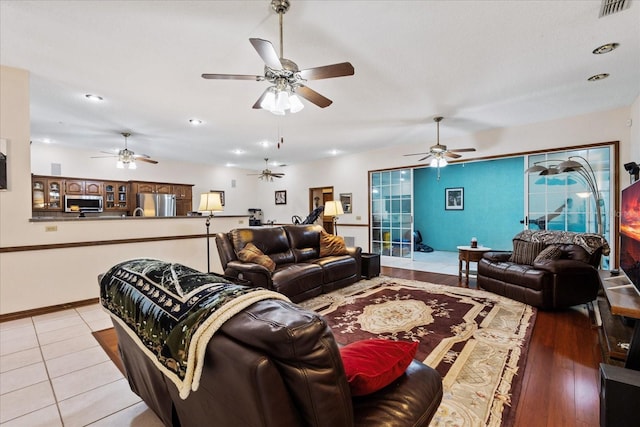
[361,253,381,279]
[457,245,491,287]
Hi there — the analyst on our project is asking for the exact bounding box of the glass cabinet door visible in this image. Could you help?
[370,169,413,258]
[48,180,61,209]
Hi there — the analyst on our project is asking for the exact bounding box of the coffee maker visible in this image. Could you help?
[248,208,263,226]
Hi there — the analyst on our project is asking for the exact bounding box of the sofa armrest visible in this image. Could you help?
[533,258,597,274]
[347,246,362,276]
[225,260,273,289]
[482,251,512,262]
[352,360,442,426]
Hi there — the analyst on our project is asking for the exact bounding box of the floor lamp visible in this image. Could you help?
[199,192,223,273]
[324,200,344,235]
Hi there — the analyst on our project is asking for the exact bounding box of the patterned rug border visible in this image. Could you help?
[300,275,537,427]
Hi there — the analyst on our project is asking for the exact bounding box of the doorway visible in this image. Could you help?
[309,186,334,232]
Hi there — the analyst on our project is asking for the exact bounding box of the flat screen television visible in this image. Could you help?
[620,179,640,291]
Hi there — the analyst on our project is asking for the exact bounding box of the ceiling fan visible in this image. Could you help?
[201,0,354,115]
[404,116,476,164]
[248,158,285,181]
[91,132,158,169]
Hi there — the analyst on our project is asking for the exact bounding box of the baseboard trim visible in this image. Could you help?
[0,298,100,322]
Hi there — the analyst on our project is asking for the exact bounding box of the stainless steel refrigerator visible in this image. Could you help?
[136,193,176,217]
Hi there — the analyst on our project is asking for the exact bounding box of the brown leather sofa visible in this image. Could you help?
[477,230,609,310]
[216,224,362,302]
[112,297,444,427]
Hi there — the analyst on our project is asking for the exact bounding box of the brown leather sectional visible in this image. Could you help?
[216,224,362,302]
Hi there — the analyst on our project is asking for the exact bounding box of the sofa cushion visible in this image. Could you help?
[313,256,357,283]
[509,240,546,265]
[230,227,295,265]
[237,243,276,272]
[340,339,418,396]
[534,245,562,263]
[285,224,322,262]
[271,263,323,301]
[320,231,349,257]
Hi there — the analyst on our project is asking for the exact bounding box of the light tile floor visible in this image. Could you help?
[0,304,163,426]
[0,253,460,426]
[382,250,460,276]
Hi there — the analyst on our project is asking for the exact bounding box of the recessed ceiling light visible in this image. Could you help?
[592,43,619,54]
[189,119,203,125]
[232,149,244,155]
[588,73,610,81]
[85,94,103,102]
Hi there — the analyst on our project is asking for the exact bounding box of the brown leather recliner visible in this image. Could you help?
[477,230,608,310]
[113,297,444,427]
[216,224,362,302]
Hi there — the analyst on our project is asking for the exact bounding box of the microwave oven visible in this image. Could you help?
[65,195,103,213]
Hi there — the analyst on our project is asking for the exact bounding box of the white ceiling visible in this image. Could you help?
[1,0,639,171]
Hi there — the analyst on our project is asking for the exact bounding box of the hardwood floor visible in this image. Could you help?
[382,266,602,427]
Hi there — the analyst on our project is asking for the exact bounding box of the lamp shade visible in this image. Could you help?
[198,192,223,213]
[324,200,344,216]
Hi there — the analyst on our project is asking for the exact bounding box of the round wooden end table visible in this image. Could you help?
[457,245,491,287]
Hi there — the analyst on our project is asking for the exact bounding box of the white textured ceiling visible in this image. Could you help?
[1,0,639,171]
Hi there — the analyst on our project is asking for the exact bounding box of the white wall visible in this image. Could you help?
[2,63,638,314]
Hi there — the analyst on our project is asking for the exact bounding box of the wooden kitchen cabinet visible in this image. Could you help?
[32,176,63,211]
[64,179,84,195]
[172,184,193,216]
[131,182,172,194]
[64,179,103,195]
[85,181,103,195]
[104,181,129,210]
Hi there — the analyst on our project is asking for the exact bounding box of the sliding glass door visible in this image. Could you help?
[526,145,613,267]
[370,169,413,258]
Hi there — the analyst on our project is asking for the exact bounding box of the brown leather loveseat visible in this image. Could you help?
[477,230,609,310]
[111,292,443,427]
[216,224,362,302]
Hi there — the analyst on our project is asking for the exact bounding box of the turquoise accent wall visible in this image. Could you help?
[414,157,525,251]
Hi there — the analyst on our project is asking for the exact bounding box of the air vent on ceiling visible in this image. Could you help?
[599,0,631,17]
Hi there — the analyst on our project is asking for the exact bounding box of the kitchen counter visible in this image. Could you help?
[29,215,249,222]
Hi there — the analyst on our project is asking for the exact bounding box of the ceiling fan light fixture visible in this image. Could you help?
[430,157,448,168]
[260,88,277,110]
[128,160,137,170]
[289,92,304,113]
[274,90,290,114]
[116,160,124,169]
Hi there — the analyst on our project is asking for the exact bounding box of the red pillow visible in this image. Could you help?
[339,339,418,396]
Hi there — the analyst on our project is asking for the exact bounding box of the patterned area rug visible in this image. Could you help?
[299,276,536,427]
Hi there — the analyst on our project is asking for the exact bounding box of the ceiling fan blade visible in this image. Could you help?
[249,38,283,70]
[404,152,429,157]
[445,152,462,159]
[202,73,262,81]
[136,157,158,164]
[296,85,332,108]
[418,154,433,162]
[90,155,117,159]
[252,88,270,109]
[449,148,477,153]
[299,62,355,80]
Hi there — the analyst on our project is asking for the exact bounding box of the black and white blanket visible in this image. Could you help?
[514,229,610,255]
[99,258,289,399]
